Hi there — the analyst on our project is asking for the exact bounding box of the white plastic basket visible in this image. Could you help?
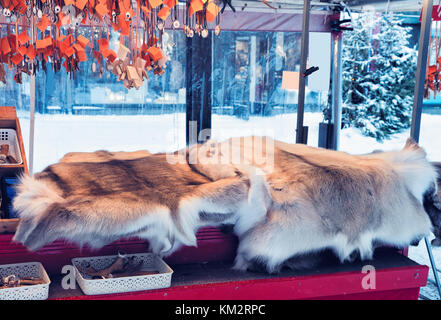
[0,129,23,165]
[0,262,51,300]
[72,253,173,296]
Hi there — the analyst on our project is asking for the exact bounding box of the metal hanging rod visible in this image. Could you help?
[216,1,341,13]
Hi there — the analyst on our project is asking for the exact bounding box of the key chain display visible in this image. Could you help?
[0,0,222,89]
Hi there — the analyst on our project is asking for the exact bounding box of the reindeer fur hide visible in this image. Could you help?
[12,137,441,273]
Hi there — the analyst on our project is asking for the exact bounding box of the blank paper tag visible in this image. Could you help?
[308,33,331,91]
[117,44,130,61]
[282,71,299,90]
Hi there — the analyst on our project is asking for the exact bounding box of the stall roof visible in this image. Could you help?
[240,0,423,12]
[344,0,423,12]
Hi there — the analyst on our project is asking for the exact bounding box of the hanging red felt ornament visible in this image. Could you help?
[0,0,222,88]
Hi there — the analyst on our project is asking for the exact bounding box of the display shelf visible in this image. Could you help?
[46,248,428,300]
[0,210,429,299]
[0,107,28,232]
[0,218,19,234]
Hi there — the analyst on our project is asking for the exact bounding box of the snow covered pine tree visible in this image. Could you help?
[341,12,417,141]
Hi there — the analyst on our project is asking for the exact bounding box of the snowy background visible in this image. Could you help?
[15,111,441,300]
[17,112,441,173]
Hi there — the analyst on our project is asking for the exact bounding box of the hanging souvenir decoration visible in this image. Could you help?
[0,0,223,89]
[423,5,441,99]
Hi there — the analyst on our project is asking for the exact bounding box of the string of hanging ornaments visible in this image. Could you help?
[0,0,222,89]
[425,19,441,99]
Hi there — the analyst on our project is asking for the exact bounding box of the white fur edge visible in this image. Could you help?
[12,174,64,244]
[234,165,271,236]
[175,197,234,248]
[12,174,189,256]
[13,174,63,220]
[174,165,272,248]
[368,146,437,203]
[391,148,438,203]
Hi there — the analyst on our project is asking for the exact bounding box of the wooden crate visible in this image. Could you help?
[0,106,28,235]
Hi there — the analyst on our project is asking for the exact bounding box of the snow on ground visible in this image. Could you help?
[18,113,187,172]
[17,112,441,172]
[340,114,441,161]
[16,111,441,299]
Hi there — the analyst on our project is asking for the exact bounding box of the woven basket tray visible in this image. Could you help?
[0,128,23,165]
[72,253,173,295]
[0,262,51,300]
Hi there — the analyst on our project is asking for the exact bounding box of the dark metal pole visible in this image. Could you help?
[296,0,311,144]
[330,31,343,150]
[411,0,432,142]
[424,237,441,299]
[186,33,212,146]
[410,0,441,300]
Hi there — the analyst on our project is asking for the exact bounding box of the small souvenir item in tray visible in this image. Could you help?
[0,275,45,289]
[0,144,17,164]
[0,262,51,300]
[72,253,173,295]
[0,129,23,165]
[77,252,160,280]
